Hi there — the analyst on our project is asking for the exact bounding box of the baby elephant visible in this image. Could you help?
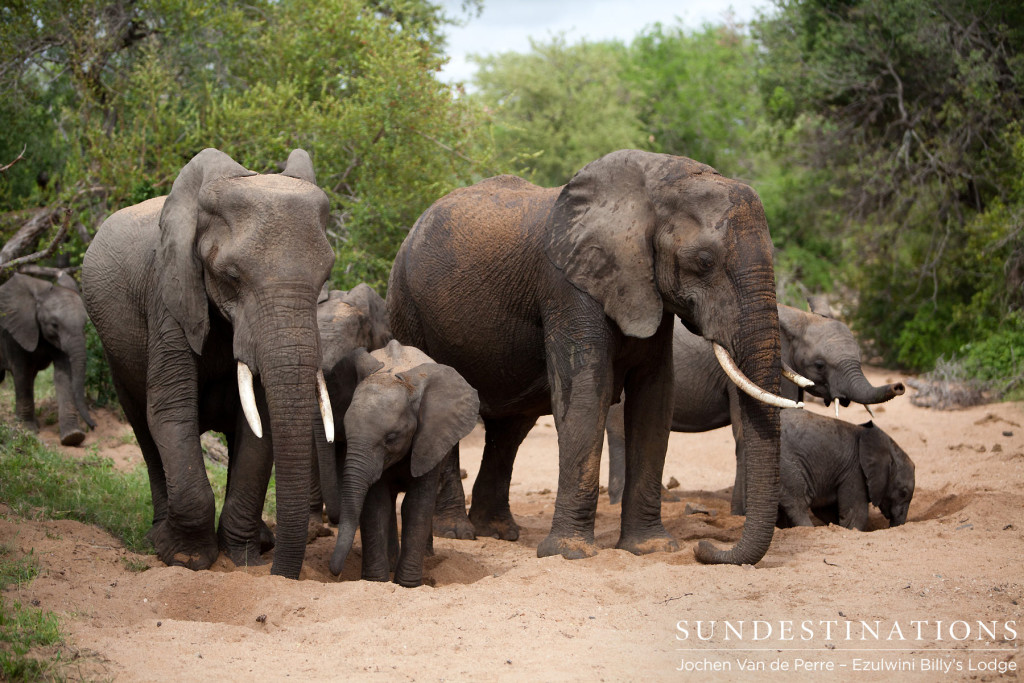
[326,340,479,587]
[778,409,915,530]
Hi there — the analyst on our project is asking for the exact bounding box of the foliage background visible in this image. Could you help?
[2,0,1022,397]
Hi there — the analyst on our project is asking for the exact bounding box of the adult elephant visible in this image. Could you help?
[82,148,335,579]
[0,273,96,446]
[388,150,797,565]
[606,304,906,511]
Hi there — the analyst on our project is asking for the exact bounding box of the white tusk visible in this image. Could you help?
[713,343,804,410]
[864,404,875,419]
[782,362,814,388]
[835,401,840,419]
[316,369,335,444]
[237,362,263,439]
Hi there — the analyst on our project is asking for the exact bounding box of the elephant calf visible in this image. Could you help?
[777,409,915,531]
[325,340,479,587]
[0,273,95,446]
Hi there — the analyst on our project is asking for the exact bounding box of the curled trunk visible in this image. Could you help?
[835,359,905,405]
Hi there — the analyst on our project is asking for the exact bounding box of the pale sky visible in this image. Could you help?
[438,0,774,84]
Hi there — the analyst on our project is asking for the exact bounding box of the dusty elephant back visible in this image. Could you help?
[388,176,560,415]
[82,196,166,384]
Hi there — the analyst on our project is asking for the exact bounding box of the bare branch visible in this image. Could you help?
[0,145,27,174]
[0,209,71,272]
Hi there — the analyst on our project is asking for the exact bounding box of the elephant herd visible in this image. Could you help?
[0,147,917,585]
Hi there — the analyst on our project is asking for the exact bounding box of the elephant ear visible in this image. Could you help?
[341,283,392,350]
[0,274,50,351]
[546,150,662,339]
[807,295,834,318]
[857,421,889,508]
[157,148,255,355]
[351,346,385,384]
[281,149,317,185]
[55,272,80,294]
[400,363,480,477]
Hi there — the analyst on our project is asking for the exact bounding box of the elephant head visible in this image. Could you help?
[330,341,479,577]
[858,421,915,527]
[779,303,905,408]
[0,273,95,444]
[546,150,789,565]
[159,148,335,577]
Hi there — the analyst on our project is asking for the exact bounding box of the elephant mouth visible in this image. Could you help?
[236,361,335,442]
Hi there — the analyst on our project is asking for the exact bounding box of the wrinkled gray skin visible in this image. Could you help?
[389,149,785,565]
[310,283,392,531]
[325,340,479,587]
[0,273,96,446]
[777,409,915,530]
[82,148,334,579]
[607,302,906,513]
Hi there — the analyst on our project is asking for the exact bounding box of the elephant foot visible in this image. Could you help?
[394,574,423,589]
[433,507,476,540]
[148,521,218,570]
[616,528,679,556]
[469,506,520,541]
[59,429,86,447]
[536,532,599,560]
[307,514,332,543]
[222,539,267,568]
[259,520,276,553]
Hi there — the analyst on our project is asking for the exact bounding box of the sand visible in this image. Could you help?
[2,365,1022,681]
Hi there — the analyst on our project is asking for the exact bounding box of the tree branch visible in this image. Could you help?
[0,145,27,174]
[0,209,71,272]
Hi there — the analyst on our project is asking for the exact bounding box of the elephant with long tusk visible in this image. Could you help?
[388,150,790,566]
[83,148,335,579]
[606,304,906,513]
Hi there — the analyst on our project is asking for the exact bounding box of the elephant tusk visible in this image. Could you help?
[317,369,335,444]
[782,362,814,388]
[713,343,804,410]
[237,362,263,439]
[864,403,875,419]
[835,401,840,419]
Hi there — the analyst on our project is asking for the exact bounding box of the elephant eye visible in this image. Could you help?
[697,250,715,273]
[384,431,398,444]
[814,359,826,371]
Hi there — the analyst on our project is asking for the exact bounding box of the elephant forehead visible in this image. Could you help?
[201,175,329,223]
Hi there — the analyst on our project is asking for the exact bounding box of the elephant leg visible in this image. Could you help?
[469,414,535,541]
[727,387,746,515]
[51,356,86,446]
[837,477,870,531]
[10,362,38,432]
[113,376,168,526]
[145,335,218,570]
[218,408,274,568]
[306,423,333,542]
[432,445,475,540]
[617,318,678,555]
[536,330,614,560]
[606,401,626,505]
[359,480,393,582]
[395,468,442,587]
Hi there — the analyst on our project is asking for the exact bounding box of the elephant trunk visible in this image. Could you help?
[66,336,95,429]
[255,296,324,579]
[695,274,781,566]
[329,450,379,576]
[834,359,905,405]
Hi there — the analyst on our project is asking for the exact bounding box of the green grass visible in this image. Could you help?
[0,423,154,553]
[0,544,65,681]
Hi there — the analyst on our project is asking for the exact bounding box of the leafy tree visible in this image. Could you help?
[0,0,491,295]
[754,0,1024,370]
[470,36,646,187]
